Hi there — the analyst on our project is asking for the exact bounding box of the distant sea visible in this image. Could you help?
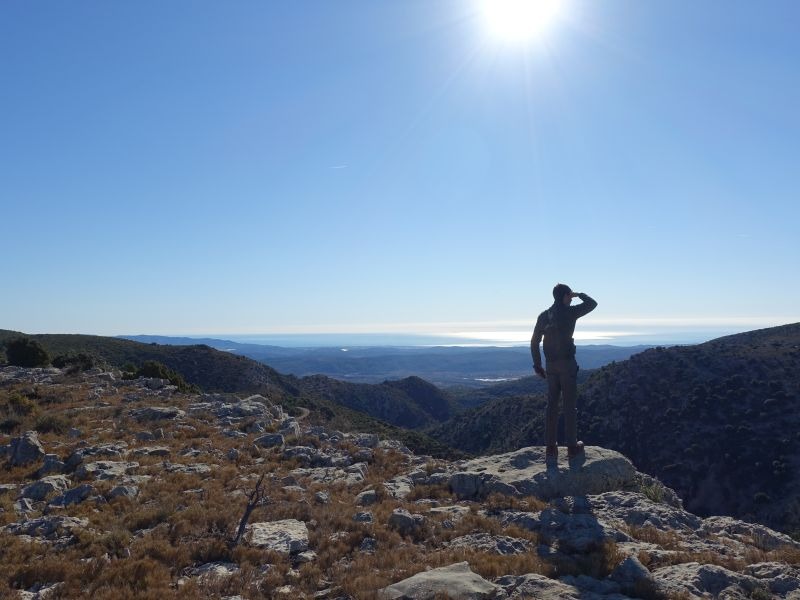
[215,327,750,348]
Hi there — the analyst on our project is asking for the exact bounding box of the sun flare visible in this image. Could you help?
[480,0,565,43]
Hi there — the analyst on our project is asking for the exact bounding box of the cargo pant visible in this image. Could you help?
[545,357,578,448]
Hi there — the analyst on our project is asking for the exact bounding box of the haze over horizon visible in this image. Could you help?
[3,1,798,337]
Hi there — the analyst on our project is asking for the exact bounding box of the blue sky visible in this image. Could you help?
[2,1,798,342]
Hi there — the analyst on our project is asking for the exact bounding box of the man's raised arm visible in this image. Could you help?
[571,293,597,319]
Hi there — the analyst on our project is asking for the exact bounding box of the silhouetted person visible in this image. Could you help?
[531,283,597,460]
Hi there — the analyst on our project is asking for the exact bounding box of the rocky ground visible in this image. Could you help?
[1,366,799,599]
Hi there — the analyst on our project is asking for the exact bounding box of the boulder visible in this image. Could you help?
[380,562,500,599]
[353,512,374,523]
[187,562,240,582]
[254,434,285,449]
[449,446,637,500]
[163,463,212,475]
[65,443,128,470]
[245,519,309,554]
[384,476,413,499]
[8,431,46,466]
[608,555,654,594]
[356,489,378,506]
[388,508,426,536]
[37,454,65,477]
[108,485,139,499]
[131,446,170,457]
[499,509,629,552]
[51,483,95,507]
[20,475,72,501]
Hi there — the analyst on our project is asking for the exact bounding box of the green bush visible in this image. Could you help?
[123,360,197,393]
[52,352,96,372]
[4,337,50,367]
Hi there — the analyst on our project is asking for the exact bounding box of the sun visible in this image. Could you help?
[480,0,565,43]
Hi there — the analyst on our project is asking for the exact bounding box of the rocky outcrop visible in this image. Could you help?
[8,431,46,466]
[447,446,637,500]
[380,562,500,599]
[245,519,309,554]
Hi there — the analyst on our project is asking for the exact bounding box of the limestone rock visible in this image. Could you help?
[131,406,185,421]
[356,489,378,506]
[496,573,630,600]
[384,476,413,499]
[254,433,285,449]
[8,431,46,466]
[449,446,636,500]
[499,509,629,552]
[163,462,212,475]
[652,562,800,599]
[388,508,425,535]
[380,562,500,599]
[75,460,139,480]
[188,562,240,582]
[51,483,95,507]
[37,454,65,477]
[3,515,89,540]
[246,519,309,554]
[448,533,531,555]
[108,485,139,499]
[21,475,71,501]
[65,443,128,470]
[353,512,374,523]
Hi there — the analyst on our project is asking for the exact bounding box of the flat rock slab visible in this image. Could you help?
[75,461,139,480]
[380,561,500,599]
[131,406,186,421]
[449,446,637,500]
[246,519,309,555]
[496,572,630,600]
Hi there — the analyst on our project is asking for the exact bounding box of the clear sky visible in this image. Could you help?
[2,1,799,343]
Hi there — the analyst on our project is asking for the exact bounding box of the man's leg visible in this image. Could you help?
[562,358,579,448]
[545,361,562,448]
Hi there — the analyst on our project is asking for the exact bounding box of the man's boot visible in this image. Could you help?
[568,441,585,459]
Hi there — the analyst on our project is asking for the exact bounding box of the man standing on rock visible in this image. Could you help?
[531,284,597,461]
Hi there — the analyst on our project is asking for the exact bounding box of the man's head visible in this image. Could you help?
[553,283,573,306]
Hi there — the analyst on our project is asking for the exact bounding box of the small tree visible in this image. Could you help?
[5,338,50,367]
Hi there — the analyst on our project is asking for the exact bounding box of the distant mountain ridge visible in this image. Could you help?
[120,334,652,387]
[429,323,800,535]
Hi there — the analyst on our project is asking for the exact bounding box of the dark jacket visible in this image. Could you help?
[531,293,597,367]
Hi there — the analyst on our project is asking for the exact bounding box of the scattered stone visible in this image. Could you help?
[314,491,330,504]
[3,515,89,540]
[353,433,379,448]
[428,505,470,522]
[227,448,241,461]
[37,454,65,477]
[380,562,500,599]
[353,512,374,523]
[359,537,377,553]
[608,555,653,594]
[187,562,240,582]
[65,443,129,470]
[75,461,139,480]
[448,533,532,555]
[132,446,170,457]
[356,489,378,506]
[8,431,46,466]
[67,427,82,439]
[131,406,185,421]
[295,550,317,563]
[254,433,285,449]
[163,462,212,475]
[14,498,36,513]
[136,431,155,442]
[18,581,64,599]
[50,483,95,507]
[388,508,425,535]
[108,485,139,499]
[384,476,413,499]
[21,475,72,501]
[0,483,19,497]
[246,519,310,554]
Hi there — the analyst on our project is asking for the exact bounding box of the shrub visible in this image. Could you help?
[34,413,69,434]
[123,360,198,393]
[4,337,50,367]
[52,352,96,372]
